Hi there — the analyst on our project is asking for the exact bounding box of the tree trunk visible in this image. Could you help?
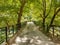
[17,0,26,30]
[42,0,46,31]
[42,17,45,31]
[48,8,60,32]
[6,22,10,34]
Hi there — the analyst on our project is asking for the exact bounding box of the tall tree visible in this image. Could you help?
[17,0,26,30]
[42,0,46,31]
[47,0,60,33]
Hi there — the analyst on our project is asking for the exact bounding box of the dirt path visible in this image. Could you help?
[11,22,59,45]
[11,28,59,45]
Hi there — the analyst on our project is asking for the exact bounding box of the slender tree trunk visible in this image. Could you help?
[6,22,10,34]
[17,0,26,30]
[42,17,45,30]
[42,0,46,31]
[48,8,60,32]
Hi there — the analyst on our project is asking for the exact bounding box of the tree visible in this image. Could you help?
[17,0,26,30]
[47,0,60,33]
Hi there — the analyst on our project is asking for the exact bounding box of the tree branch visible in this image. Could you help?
[49,8,60,27]
[45,0,52,18]
[40,14,43,18]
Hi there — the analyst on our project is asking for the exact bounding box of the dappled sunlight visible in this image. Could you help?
[21,36,28,43]
[0,0,60,45]
[30,39,34,43]
[15,36,22,43]
[11,22,58,45]
[15,36,28,43]
[48,38,51,41]
[15,36,42,45]
[14,35,56,45]
[34,39,42,44]
[33,36,39,39]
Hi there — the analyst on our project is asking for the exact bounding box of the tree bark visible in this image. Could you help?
[42,0,46,31]
[48,8,60,32]
[49,8,60,27]
[17,0,26,30]
[42,17,45,30]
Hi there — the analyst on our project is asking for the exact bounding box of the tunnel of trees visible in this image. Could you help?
[0,0,60,44]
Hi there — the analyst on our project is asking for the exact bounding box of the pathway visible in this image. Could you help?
[11,22,59,45]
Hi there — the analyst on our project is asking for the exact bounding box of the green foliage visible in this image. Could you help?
[0,0,60,27]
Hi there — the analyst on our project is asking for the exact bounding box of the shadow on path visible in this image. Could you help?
[11,22,59,45]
